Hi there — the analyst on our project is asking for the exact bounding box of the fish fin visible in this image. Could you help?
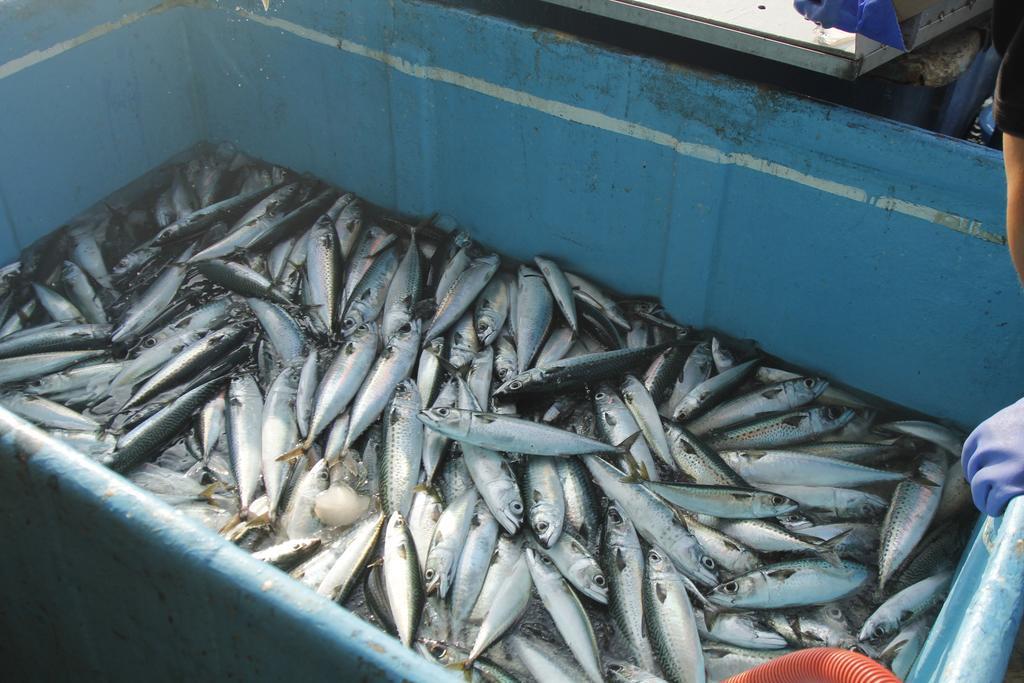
[615,431,643,453]
[617,450,646,483]
[760,387,783,398]
[196,482,222,502]
[217,512,242,535]
[276,444,308,462]
[682,575,710,606]
[812,529,851,568]
[430,350,469,379]
[703,605,723,631]
[782,415,808,427]
[765,567,799,580]
[444,660,474,676]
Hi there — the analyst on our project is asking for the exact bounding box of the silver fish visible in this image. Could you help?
[515,265,553,372]
[226,373,264,517]
[525,547,603,682]
[379,379,424,518]
[643,547,706,683]
[382,511,424,648]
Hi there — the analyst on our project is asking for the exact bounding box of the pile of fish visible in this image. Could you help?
[0,147,977,682]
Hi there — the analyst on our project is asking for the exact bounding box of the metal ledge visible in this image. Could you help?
[538,0,992,78]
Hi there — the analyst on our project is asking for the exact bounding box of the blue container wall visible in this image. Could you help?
[0,1,1021,681]
[186,0,1018,431]
[0,0,202,255]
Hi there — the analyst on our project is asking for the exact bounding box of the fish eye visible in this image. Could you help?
[860,504,873,516]
[595,392,606,400]
[540,555,552,565]
[594,575,606,587]
[722,581,738,594]
[143,338,157,348]
[357,324,368,332]
[873,625,887,639]
[429,644,447,658]
[607,664,622,673]
[826,406,843,418]
[701,556,716,570]
[509,381,522,390]
[342,317,356,329]
[394,518,404,528]
[804,378,815,388]
[511,501,523,513]
[536,521,548,532]
[425,568,435,580]
[771,495,787,506]
[649,550,661,563]
[608,507,622,524]
[399,322,413,333]
[436,407,450,417]
[827,607,842,619]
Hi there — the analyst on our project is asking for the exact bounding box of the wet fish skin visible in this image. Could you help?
[449,500,499,637]
[878,452,946,590]
[707,406,856,451]
[419,407,622,457]
[103,378,225,473]
[304,322,379,449]
[643,546,706,683]
[382,511,425,648]
[261,363,302,518]
[111,244,195,343]
[226,373,264,517]
[525,547,603,683]
[525,454,566,547]
[473,274,509,347]
[382,230,425,342]
[707,558,870,609]
[686,377,829,436]
[344,319,421,450]
[316,512,385,604]
[585,455,718,587]
[424,253,499,345]
[61,261,107,324]
[379,379,424,518]
[424,488,476,598]
[602,503,657,672]
[534,526,608,604]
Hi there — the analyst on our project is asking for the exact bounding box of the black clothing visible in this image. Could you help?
[994,0,1024,136]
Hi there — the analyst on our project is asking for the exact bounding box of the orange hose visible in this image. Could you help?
[722,647,901,683]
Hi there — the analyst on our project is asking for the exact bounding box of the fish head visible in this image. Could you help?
[708,571,762,607]
[490,481,524,534]
[475,315,499,345]
[791,376,829,401]
[389,319,422,349]
[523,547,561,585]
[423,551,452,597]
[417,406,470,440]
[751,491,799,517]
[529,503,562,547]
[492,368,543,397]
[391,378,421,411]
[859,614,898,643]
[339,308,367,337]
[602,503,637,548]
[569,552,608,603]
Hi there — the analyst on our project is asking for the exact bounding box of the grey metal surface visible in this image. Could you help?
[538,0,992,78]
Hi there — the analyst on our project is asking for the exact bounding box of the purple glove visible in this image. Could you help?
[793,0,906,50]
[962,397,1024,516]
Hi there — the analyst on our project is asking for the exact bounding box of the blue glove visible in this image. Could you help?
[962,397,1024,516]
[793,0,906,50]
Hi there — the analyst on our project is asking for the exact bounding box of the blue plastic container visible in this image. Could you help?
[0,0,1020,680]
